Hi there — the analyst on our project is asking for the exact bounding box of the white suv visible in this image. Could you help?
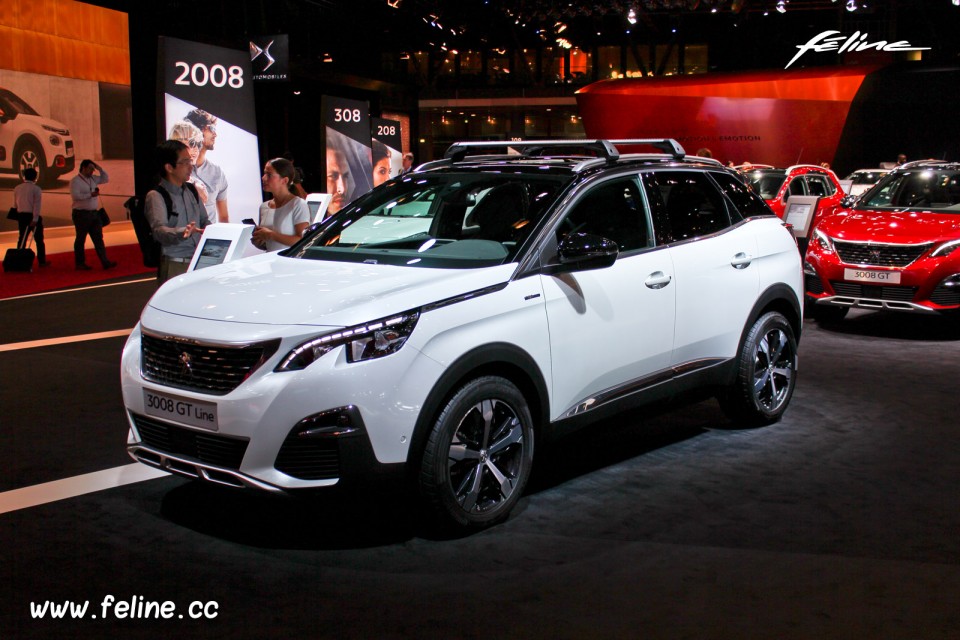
[0,87,75,186]
[121,139,803,530]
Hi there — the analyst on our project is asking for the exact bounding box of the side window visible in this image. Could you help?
[806,175,834,196]
[805,176,827,197]
[709,171,774,219]
[643,171,732,243]
[787,177,806,199]
[557,177,651,253]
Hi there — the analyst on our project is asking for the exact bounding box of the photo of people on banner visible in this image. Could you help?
[372,116,403,188]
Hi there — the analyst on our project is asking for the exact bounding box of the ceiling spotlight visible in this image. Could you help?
[627,7,637,24]
[776,0,786,13]
[953,0,959,6]
[386,0,401,7]
[846,0,857,10]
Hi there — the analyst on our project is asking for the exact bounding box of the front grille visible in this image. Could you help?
[830,281,918,302]
[930,284,960,307]
[275,435,340,480]
[132,413,248,469]
[805,272,825,295]
[141,333,278,395]
[834,240,931,267]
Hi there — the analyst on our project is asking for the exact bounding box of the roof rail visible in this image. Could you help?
[899,158,951,170]
[444,139,621,163]
[608,139,686,160]
[442,138,686,163]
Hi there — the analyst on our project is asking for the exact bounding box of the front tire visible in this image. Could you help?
[419,376,534,530]
[15,140,46,186]
[719,311,798,427]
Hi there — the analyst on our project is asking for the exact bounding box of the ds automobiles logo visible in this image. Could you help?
[785,30,930,69]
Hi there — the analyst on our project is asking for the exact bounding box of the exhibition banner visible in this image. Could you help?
[159,37,262,224]
[371,117,402,187]
[323,96,372,215]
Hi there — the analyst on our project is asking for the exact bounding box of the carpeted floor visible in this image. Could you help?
[0,244,155,299]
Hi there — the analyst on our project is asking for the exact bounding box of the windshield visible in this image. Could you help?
[745,170,786,200]
[846,170,887,185]
[858,169,960,213]
[0,89,39,116]
[286,171,568,268]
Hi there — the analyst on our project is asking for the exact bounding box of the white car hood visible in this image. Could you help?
[147,253,516,327]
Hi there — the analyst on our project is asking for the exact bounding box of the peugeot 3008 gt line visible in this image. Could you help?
[122,139,803,531]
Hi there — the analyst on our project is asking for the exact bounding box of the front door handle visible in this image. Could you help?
[731,252,753,270]
[645,271,672,289]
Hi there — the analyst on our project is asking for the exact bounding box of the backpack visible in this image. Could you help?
[128,182,200,268]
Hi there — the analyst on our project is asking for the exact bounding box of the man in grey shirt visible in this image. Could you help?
[144,140,211,282]
[70,159,116,270]
[184,109,229,222]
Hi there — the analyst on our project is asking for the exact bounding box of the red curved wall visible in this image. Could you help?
[575,66,877,167]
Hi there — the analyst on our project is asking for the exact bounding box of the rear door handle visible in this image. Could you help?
[644,271,672,289]
[731,252,753,270]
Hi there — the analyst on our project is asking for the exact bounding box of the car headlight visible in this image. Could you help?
[813,228,835,252]
[930,239,960,259]
[48,134,61,146]
[275,311,420,371]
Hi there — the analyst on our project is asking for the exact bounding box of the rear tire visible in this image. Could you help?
[719,311,798,427]
[419,376,534,531]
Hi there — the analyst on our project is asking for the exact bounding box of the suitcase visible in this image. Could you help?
[3,228,36,272]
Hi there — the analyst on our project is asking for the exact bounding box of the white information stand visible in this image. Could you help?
[783,196,820,239]
[187,223,261,272]
[306,193,333,223]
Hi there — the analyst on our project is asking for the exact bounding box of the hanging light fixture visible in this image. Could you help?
[627,7,637,24]
[846,0,858,10]
[776,0,786,13]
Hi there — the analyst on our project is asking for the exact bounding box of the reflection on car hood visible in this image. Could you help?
[148,253,516,326]
[818,208,960,244]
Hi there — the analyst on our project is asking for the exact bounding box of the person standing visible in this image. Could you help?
[400,152,415,175]
[184,109,230,223]
[70,159,116,270]
[252,157,310,252]
[144,140,211,282]
[13,167,47,267]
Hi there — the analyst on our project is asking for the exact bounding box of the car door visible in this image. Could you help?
[644,170,760,366]
[538,174,675,420]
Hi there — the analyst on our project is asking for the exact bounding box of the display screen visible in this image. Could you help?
[194,238,232,270]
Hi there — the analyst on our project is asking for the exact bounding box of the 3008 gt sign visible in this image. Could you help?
[844,268,901,284]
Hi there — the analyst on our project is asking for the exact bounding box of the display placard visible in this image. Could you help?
[306,193,334,223]
[783,196,820,239]
[371,117,402,186]
[159,37,262,225]
[323,96,372,217]
[187,223,258,272]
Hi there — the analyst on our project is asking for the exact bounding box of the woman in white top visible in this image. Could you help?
[253,157,311,252]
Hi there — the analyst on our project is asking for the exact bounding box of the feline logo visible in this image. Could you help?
[785,30,930,69]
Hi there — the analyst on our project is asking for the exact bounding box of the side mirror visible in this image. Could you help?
[551,232,619,273]
[840,194,857,208]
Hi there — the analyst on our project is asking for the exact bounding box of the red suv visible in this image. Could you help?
[743,165,846,223]
[803,160,960,321]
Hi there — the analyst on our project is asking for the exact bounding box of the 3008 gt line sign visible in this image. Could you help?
[844,268,901,284]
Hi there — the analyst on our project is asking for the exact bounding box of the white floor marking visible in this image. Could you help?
[0,328,133,352]
[1,277,155,302]
[0,464,168,515]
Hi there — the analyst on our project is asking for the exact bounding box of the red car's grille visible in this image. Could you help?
[830,281,918,302]
[833,241,932,268]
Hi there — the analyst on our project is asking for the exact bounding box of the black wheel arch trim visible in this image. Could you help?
[407,342,549,470]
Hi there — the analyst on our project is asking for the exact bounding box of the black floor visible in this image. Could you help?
[3,282,960,639]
